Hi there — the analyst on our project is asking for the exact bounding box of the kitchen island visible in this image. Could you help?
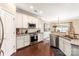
[50,33,79,56]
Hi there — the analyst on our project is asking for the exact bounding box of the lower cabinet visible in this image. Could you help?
[64,41,71,56]
[23,35,30,47]
[16,35,30,49]
[59,37,71,56]
[38,33,43,42]
[17,37,24,49]
[59,37,64,52]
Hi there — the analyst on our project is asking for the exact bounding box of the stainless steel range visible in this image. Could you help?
[30,33,38,44]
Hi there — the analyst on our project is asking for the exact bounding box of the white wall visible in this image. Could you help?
[72,20,79,34]
[0,3,16,14]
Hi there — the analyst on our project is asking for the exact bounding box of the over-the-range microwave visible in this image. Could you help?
[28,23,36,28]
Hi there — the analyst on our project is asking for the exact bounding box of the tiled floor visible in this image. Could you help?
[13,40,65,56]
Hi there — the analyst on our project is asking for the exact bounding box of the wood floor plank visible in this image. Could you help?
[13,40,55,56]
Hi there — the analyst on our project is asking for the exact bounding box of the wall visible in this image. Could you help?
[50,19,79,36]
[0,3,16,15]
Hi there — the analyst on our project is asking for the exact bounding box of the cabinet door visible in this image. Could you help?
[59,37,64,52]
[38,20,44,32]
[23,35,30,46]
[64,40,71,56]
[24,41,30,47]
[36,18,39,28]
[28,16,32,23]
[23,14,28,28]
[17,37,24,49]
[16,13,23,28]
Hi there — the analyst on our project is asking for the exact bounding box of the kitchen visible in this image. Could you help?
[16,8,45,49]
[0,3,79,56]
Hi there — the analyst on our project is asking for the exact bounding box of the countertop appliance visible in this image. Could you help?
[50,34,59,48]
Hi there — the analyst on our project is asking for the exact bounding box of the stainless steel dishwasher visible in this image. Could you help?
[50,34,59,48]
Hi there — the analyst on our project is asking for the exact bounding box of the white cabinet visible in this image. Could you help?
[63,39,71,56]
[16,13,23,28]
[22,14,28,28]
[38,20,44,32]
[17,36,24,49]
[16,12,42,29]
[59,37,64,52]
[59,37,71,56]
[36,19,39,28]
[16,35,30,49]
[38,20,41,29]
[28,16,32,23]
[31,17,34,24]
[38,33,43,42]
[0,9,16,56]
[23,35,30,46]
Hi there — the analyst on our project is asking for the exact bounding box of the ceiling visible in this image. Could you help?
[16,3,79,22]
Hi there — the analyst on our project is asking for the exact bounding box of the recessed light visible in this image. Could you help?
[30,6,34,9]
[39,11,43,14]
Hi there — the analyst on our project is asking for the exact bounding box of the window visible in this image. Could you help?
[56,24,69,32]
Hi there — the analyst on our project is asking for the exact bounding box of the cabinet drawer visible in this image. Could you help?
[23,36,30,42]
[17,38,24,49]
[24,41,30,46]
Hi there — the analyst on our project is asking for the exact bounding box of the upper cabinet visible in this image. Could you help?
[22,14,28,28]
[16,12,44,32]
[16,13,23,28]
[38,19,44,32]
[35,18,39,28]
[28,16,36,24]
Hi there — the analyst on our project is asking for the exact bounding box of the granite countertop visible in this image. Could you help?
[71,39,79,45]
[50,33,79,46]
[16,32,43,37]
[60,36,79,46]
[16,34,29,37]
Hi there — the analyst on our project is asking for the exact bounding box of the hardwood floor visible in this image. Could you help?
[13,40,55,56]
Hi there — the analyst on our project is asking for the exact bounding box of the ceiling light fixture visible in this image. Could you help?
[30,6,34,9]
[39,11,43,14]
